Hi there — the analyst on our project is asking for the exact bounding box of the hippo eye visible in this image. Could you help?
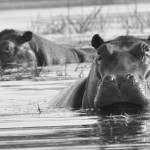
[3,46,10,53]
[145,50,150,57]
[144,47,150,57]
[145,47,150,52]
[145,70,150,79]
[146,53,149,57]
[97,55,103,61]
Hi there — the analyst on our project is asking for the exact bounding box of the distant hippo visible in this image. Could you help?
[0,29,87,68]
[49,34,150,111]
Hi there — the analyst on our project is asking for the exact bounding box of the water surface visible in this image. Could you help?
[0,109,150,150]
[0,68,150,150]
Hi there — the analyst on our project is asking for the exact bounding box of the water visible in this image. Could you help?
[0,67,150,150]
[0,109,150,150]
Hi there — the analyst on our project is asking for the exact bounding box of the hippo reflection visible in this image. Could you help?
[50,34,150,111]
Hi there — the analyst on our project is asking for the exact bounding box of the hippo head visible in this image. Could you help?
[83,34,150,111]
[0,29,32,68]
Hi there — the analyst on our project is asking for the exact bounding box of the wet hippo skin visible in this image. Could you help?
[50,34,150,111]
[0,29,93,68]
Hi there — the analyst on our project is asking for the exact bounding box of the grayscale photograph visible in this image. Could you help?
[0,0,150,149]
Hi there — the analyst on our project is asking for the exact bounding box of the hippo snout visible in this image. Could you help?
[94,74,149,110]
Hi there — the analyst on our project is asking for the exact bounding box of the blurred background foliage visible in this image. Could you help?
[0,0,149,9]
[0,0,150,43]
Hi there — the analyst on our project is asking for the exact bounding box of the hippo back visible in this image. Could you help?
[49,78,87,109]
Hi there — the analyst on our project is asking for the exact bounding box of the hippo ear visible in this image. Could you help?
[91,34,104,49]
[20,31,33,44]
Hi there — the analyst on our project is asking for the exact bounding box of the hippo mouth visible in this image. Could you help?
[94,75,150,110]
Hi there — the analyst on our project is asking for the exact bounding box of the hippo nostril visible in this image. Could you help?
[5,46,10,51]
[104,75,111,81]
[145,70,150,80]
[104,75,115,81]
[126,74,134,80]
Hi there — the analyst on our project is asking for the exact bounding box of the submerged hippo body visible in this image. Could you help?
[0,29,92,68]
[50,35,150,111]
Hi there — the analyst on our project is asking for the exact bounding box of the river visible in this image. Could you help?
[0,64,150,149]
[0,109,150,149]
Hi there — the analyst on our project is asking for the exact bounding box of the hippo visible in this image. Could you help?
[0,29,95,68]
[0,30,30,68]
[49,34,150,111]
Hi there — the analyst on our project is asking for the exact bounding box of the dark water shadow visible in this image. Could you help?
[75,108,150,149]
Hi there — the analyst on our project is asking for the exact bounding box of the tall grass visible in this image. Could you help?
[67,8,102,33]
[31,7,107,35]
[31,5,150,40]
[121,8,150,35]
[0,62,91,81]
[31,14,67,35]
